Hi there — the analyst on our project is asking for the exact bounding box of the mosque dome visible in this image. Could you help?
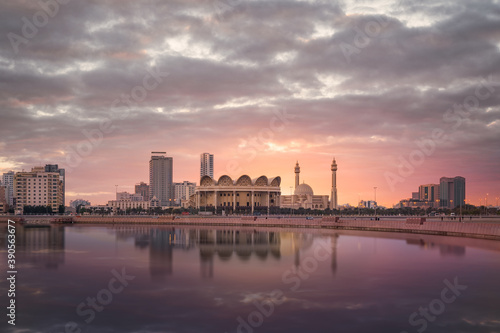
[294,183,314,196]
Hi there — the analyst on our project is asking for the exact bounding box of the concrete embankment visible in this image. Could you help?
[1,215,499,240]
[68,216,500,241]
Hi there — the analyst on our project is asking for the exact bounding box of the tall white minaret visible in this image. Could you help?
[330,157,338,210]
[295,161,300,188]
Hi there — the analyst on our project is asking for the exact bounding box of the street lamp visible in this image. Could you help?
[290,186,294,217]
[373,187,377,217]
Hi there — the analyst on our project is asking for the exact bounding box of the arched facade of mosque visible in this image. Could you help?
[194,175,281,214]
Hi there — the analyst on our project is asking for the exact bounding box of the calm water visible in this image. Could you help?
[2,225,500,333]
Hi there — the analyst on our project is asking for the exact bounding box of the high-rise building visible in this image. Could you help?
[200,153,214,179]
[419,184,440,204]
[135,182,150,201]
[2,171,15,206]
[44,165,65,206]
[149,152,174,206]
[14,166,65,213]
[174,181,196,202]
[439,176,465,209]
[0,185,8,213]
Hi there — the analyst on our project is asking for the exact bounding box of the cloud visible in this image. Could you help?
[0,0,499,206]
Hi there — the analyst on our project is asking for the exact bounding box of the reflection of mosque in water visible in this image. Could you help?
[281,232,339,276]
[198,230,283,278]
[199,231,340,278]
[12,226,65,269]
[111,227,340,279]
[406,238,466,257]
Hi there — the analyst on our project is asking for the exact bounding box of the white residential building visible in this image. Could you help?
[174,181,196,202]
[14,166,64,213]
[200,153,214,179]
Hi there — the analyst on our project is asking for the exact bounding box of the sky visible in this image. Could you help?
[0,0,499,207]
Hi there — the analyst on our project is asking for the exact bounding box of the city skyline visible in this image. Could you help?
[0,1,499,207]
[4,155,494,209]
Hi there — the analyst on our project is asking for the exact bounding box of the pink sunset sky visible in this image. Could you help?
[0,0,499,207]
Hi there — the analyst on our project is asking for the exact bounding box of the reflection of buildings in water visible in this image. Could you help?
[331,234,339,275]
[15,226,65,269]
[148,228,197,279]
[280,233,338,276]
[114,226,197,250]
[149,228,174,279]
[114,226,151,247]
[196,229,282,278]
[279,233,314,257]
[113,227,197,279]
[406,239,466,257]
[438,245,466,257]
[108,227,338,278]
[134,234,149,249]
[278,233,314,268]
[199,230,216,279]
[406,238,426,246]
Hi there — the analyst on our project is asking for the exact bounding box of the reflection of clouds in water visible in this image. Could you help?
[240,291,284,304]
[239,291,374,311]
[463,318,500,327]
[214,297,225,306]
[291,299,375,310]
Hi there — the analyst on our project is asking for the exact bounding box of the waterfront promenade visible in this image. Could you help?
[2,215,500,241]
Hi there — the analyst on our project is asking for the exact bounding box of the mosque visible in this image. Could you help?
[280,158,338,210]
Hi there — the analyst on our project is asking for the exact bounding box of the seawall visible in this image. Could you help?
[1,216,499,241]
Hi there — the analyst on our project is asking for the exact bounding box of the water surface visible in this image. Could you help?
[1,225,500,333]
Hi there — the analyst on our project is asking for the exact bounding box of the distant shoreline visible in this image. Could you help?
[1,215,500,241]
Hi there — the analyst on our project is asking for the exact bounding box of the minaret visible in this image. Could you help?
[295,161,300,188]
[330,157,338,210]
